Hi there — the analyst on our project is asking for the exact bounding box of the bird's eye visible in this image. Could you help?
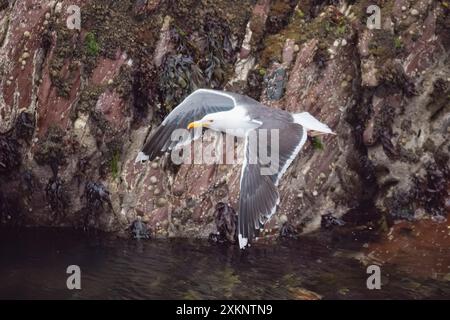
[209,119,214,123]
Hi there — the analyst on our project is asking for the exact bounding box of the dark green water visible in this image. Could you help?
[0,228,449,299]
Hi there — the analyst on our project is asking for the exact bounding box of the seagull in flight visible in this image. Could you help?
[136,89,335,248]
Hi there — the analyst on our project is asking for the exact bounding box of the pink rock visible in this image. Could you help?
[404,10,441,77]
[95,90,128,131]
[91,50,128,85]
[153,15,173,67]
[282,39,296,66]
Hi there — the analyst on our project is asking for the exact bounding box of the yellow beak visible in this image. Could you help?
[187,121,204,130]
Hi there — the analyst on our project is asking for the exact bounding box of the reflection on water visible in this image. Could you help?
[0,227,449,299]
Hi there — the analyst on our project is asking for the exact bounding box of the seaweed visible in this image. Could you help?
[266,0,298,34]
[72,86,103,119]
[15,112,35,142]
[109,150,120,180]
[208,202,237,244]
[0,135,21,175]
[376,104,399,159]
[412,160,450,217]
[201,18,234,87]
[321,213,346,229]
[393,36,403,50]
[83,181,114,228]
[246,68,265,100]
[45,176,68,217]
[129,217,151,239]
[0,0,8,11]
[159,53,205,111]
[45,16,82,98]
[279,221,298,239]
[427,78,449,120]
[131,51,158,121]
[159,16,236,112]
[34,126,66,169]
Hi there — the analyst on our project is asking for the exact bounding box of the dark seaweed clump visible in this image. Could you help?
[279,221,298,239]
[375,104,398,159]
[132,50,159,122]
[159,17,236,112]
[84,181,113,213]
[130,217,151,239]
[387,156,449,222]
[81,181,113,228]
[209,202,238,244]
[45,176,68,217]
[159,53,204,110]
[0,135,21,175]
[321,213,346,229]
[412,160,450,217]
[0,0,8,12]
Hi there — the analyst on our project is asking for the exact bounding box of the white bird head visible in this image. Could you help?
[187,113,224,132]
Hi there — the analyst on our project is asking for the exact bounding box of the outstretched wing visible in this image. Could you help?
[238,134,279,249]
[141,89,236,160]
[238,121,306,249]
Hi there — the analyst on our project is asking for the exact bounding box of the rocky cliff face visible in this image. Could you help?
[0,0,448,241]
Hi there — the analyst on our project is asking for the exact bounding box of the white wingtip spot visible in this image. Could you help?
[238,234,248,249]
[135,151,149,164]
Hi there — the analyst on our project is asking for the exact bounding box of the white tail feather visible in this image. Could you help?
[238,234,248,249]
[135,151,149,163]
[293,112,335,134]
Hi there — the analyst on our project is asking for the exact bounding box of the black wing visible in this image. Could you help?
[141,89,236,160]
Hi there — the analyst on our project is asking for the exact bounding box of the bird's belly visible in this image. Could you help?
[216,120,260,138]
[223,128,250,138]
